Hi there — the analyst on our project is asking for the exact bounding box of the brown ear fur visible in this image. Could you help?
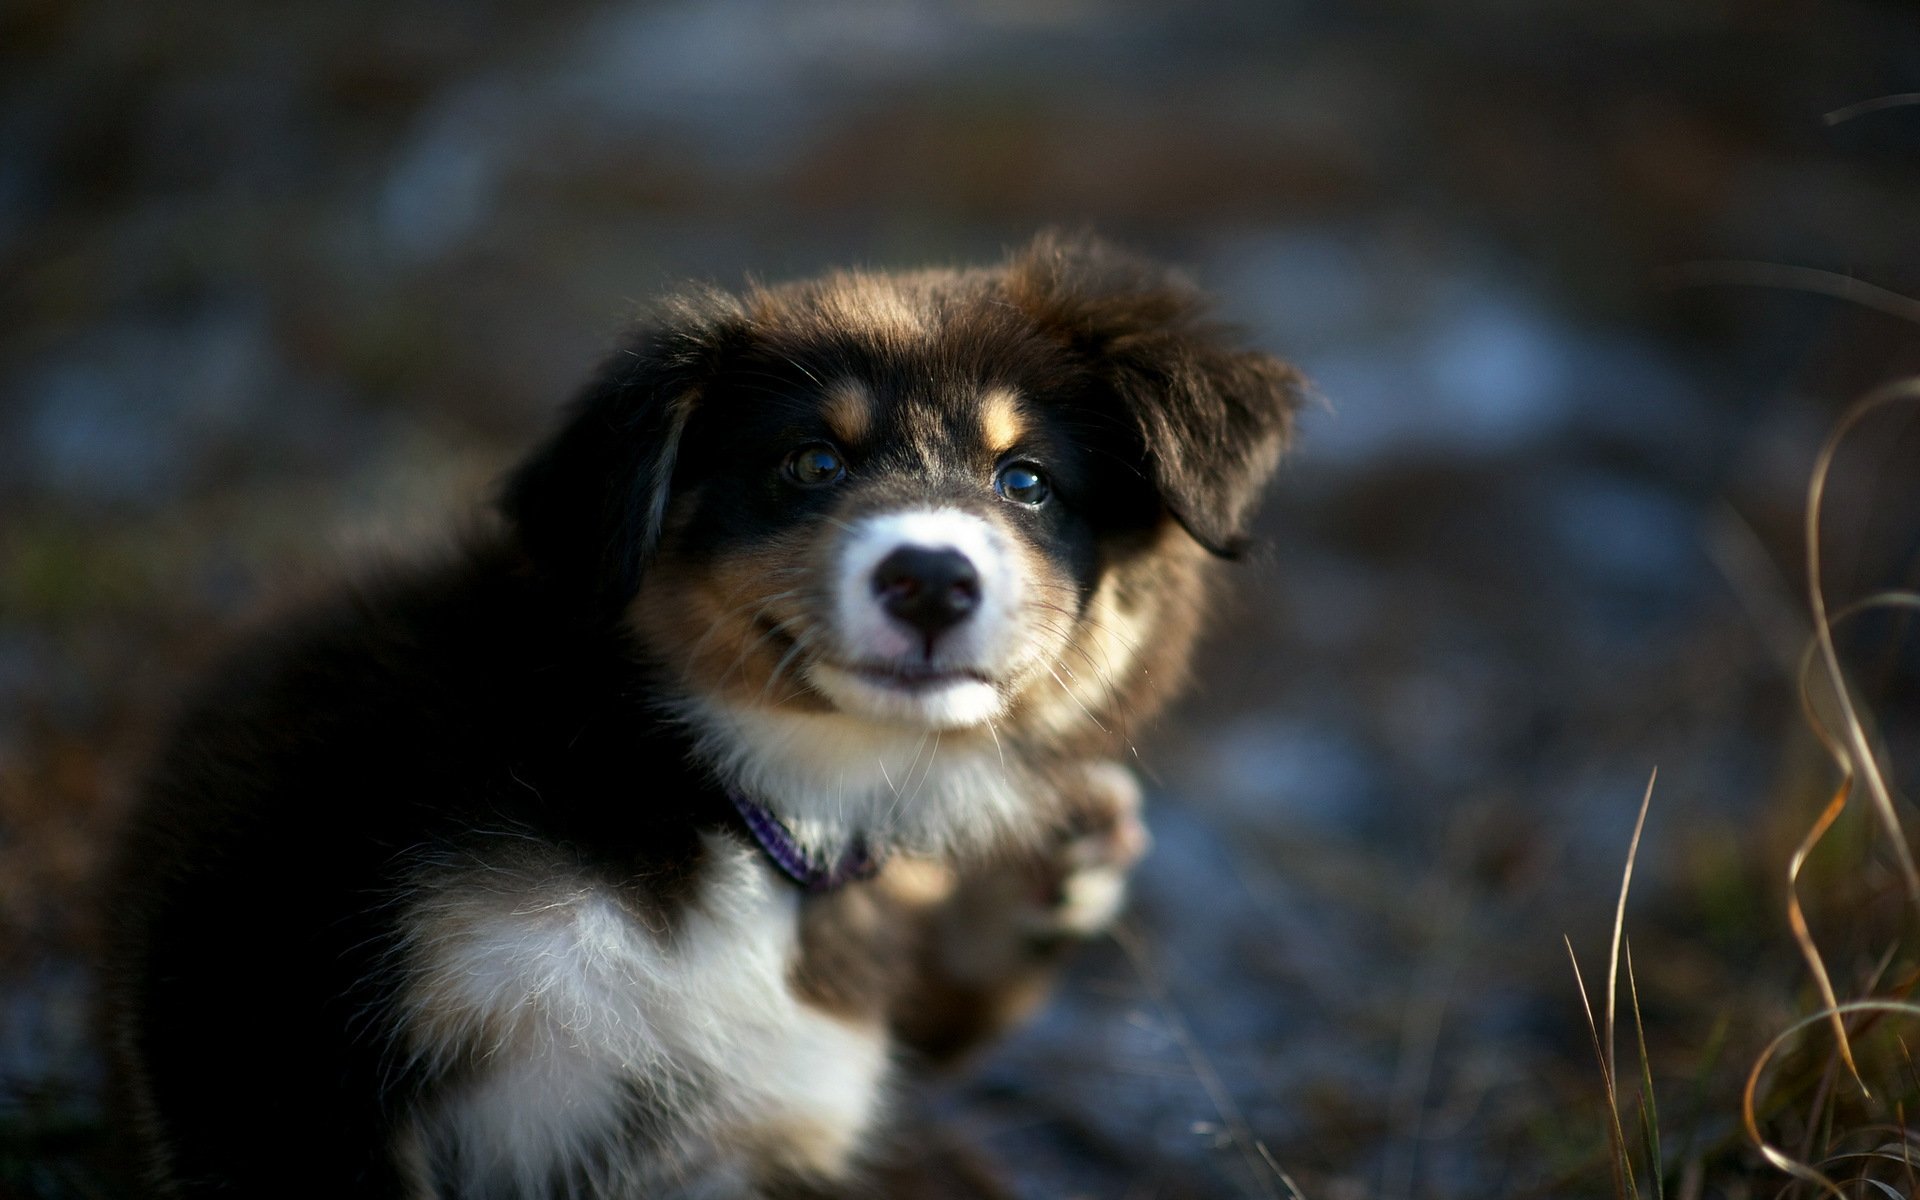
[1003,231,1303,557]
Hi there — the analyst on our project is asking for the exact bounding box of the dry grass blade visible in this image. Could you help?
[1906,1123,1917,1200]
[1783,591,1920,1095]
[1824,93,1920,125]
[1254,1143,1307,1200]
[1743,383,1920,1196]
[1567,936,1636,1200]
[1904,1066,1920,1197]
[1822,1147,1920,1169]
[1567,772,1660,1200]
[1784,779,1866,1094]
[1625,942,1663,1200]
[1804,592,1920,687]
[1770,385,1920,1110]
[1803,381,1920,916]
[1743,1001,1920,1200]
[1608,770,1657,1092]
[1668,263,1920,327]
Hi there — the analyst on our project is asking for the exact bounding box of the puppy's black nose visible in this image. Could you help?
[872,546,980,638]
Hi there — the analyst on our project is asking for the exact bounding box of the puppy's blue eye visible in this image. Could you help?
[994,462,1051,506]
[784,443,845,487]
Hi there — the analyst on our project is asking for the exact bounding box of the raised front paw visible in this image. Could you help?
[1023,760,1151,941]
[882,760,1153,1060]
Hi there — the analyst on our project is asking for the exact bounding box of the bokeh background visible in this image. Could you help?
[5,2,1920,1197]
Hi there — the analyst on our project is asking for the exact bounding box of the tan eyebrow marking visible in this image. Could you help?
[820,381,873,445]
[980,388,1025,454]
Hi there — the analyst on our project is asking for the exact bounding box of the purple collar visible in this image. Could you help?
[728,791,880,893]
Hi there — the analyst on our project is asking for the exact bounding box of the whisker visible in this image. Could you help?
[1033,613,1140,735]
[1045,662,1111,736]
[681,589,804,674]
[1019,615,1139,752]
[903,728,943,812]
[759,626,821,704]
[881,730,932,830]
[771,352,826,388]
[1023,597,1156,736]
[718,610,813,691]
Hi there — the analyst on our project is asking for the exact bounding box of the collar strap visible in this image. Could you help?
[728,791,880,893]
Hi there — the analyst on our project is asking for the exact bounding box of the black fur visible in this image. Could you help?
[499,292,753,611]
[104,544,722,1194]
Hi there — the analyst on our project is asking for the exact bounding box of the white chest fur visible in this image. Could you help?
[683,697,1040,862]
[398,836,891,1197]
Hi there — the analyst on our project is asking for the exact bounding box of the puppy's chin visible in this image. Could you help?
[805,662,1005,729]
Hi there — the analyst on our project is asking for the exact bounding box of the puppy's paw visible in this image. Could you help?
[1022,760,1150,941]
[896,760,1149,1040]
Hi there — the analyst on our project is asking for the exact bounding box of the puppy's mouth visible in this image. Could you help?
[844,661,996,693]
[804,658,1007,729]
[750,615,1000,710]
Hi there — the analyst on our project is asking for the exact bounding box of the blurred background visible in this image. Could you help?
[4,2,1920,1196]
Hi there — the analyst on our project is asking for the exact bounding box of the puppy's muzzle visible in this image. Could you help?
[873,546,980,640]
[810,509,1018,728]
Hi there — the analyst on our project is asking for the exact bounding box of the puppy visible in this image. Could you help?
[102,232,1301,1198]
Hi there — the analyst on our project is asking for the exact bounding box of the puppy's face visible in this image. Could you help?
[630,358,1147,735]
[503,235,1302,844]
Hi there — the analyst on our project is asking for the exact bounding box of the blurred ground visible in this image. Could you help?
[4,2,1920,1197]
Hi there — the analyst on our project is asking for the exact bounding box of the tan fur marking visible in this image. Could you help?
[727,1112,873,1182]
[628,523,835,714]
[1006,523,1208,756]
[887,856,1069,1064]
[788,887,901,1022]
[980,388,1025,454]
[820,382,873,446]
[874,857,959,907]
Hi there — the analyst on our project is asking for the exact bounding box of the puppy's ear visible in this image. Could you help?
[499,289,745,607]
[1006,232,1304,558]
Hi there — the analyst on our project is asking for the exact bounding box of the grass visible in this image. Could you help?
[1564,771,1658,1200]
[1562,382,1920,1200]
[1722,381,1920,1199]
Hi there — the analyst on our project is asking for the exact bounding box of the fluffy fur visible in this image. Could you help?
[101,232,1301,1198]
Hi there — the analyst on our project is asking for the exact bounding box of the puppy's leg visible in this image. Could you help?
[887,760,1149,1064]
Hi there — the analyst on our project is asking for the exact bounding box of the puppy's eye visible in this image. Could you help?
[993,461,1051,506]
[784,443,846,487]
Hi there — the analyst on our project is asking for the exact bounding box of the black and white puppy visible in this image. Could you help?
[102,233,1301,1198]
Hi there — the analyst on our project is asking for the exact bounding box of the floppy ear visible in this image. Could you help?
[1005,232,1304,558]
[499,289,745,608]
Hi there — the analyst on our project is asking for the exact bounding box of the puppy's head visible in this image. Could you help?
[502,234,1301,848]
